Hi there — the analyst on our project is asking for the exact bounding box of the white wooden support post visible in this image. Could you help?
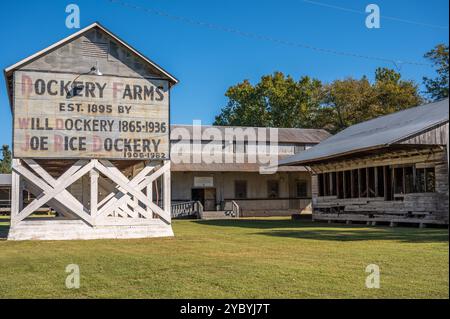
[163,160,171,223]
[10,159,22,227]
[146,176,153,218]
[7,159,174,240]
[90,168,99,224]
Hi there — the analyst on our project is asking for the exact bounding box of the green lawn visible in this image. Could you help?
[0,216,448,299]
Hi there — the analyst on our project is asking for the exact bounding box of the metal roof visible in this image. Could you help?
[4,22,178,106]
[0,174,12,186]
[279,99,450,166]
[170,125,331,144]
[4,22,178,84]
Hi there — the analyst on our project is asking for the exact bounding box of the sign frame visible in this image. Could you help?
[12,70,171,161]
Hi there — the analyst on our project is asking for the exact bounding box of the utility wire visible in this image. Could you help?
[301,0,449,30]
[107,0,434,69]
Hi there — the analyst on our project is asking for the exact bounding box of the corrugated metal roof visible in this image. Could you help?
[170,125,331,144]
[171,163,307,172]
[0,174,12,186]
[279,99,449,166]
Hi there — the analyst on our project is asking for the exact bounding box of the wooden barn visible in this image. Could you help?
[4,23,177,240]
[279,99,449,227]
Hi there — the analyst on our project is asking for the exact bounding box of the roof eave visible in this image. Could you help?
[387,119,449,146]
[279,144,388,167]
[4,22,179,106]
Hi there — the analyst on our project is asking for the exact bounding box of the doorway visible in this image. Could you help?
[192,188,216,211]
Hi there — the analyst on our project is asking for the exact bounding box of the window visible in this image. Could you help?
[426,168,436,192]
[318,173,324,196]
[416,168,426,193]
[296,180,308,198]
[336,171,345,199]
[367,167,375,197]
[234,180,247,199]
[416,167,435,192]
[351,169,359,198]
[267,180,279,198]
[324,173,330,196]
[344,170,352,198]
[376,166,385,197]
[404,166,414,194]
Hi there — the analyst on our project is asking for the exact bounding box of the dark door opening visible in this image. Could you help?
[192,189,205,206]
[192,188,216,211]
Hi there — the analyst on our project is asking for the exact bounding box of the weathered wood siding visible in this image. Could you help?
[11,27,172,160]
[311,149,449,225]
[13,70,169,159]
[400,122,448,145]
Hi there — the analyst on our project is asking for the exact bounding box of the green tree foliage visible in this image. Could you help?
[319,68,422,133]
[0,145,12,174]
[423,44,449,101]
[215,69,423,133]
[214,72,322,128]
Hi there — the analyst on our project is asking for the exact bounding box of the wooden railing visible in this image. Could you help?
[222,200,240,218]
[171,201,203,219]
[231,200,240,217]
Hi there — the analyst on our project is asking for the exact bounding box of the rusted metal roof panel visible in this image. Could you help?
[279,99,449,166]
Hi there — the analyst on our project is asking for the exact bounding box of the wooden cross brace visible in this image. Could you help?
[10,159,172,226]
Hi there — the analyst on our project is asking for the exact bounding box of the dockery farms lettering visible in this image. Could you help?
[13,71,169,159]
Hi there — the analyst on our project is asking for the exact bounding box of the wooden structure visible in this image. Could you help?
[280,100,449,227]
[170,125,330,217]
[4,23,178,240]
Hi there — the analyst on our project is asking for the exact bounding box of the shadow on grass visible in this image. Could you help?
[0,224,10,240]
[194,219,449,243]
[195,219,311,229]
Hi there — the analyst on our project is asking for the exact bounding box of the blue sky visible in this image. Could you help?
[0,0,448,148]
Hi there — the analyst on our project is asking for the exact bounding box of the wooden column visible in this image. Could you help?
[163,160,171,222]
[350,170,355,198]
[357,169,362,198]
[366,167,370,198]
[330,172,334,197]
[90,169,99,221]
[392,167,396,197]
[342,171,347,198]
[146,176,153,218]
[10,159,22,227]
[402,167,406,194]
[374,167,379,197]
[383,166,388,200]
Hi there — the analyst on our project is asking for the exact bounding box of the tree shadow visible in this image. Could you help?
[256,229,449,243]
[0,224,10,240]
[194,219,449,243]
[194,219,313,229]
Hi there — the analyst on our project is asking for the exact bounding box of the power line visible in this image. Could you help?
[301,0,449,30]
[107,0,433,69]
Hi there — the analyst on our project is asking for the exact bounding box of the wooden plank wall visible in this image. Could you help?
[310,149,449,225]
[400,122,448,145]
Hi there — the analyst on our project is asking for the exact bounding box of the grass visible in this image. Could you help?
[0,216,448,299]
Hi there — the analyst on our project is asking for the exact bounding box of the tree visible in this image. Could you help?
[311,68,422,133]
[214,72,323,128]
[0,145,12,174]
[423,44,449,101]
[215,68,423,133]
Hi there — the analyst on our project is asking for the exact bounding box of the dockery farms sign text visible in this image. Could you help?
[13,70,169,159]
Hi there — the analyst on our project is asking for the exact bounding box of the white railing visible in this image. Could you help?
[171,201,203,219]
[231,200,240,218]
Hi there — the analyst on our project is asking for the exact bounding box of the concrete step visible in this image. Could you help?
[201,211,236,220]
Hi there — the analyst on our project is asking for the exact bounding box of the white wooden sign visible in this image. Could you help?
[194,176,214,188]
[13,70,169,160]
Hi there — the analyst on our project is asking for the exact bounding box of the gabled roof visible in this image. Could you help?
[170,125,331,144]
[4,22,178,103]
[279,98,449,166]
